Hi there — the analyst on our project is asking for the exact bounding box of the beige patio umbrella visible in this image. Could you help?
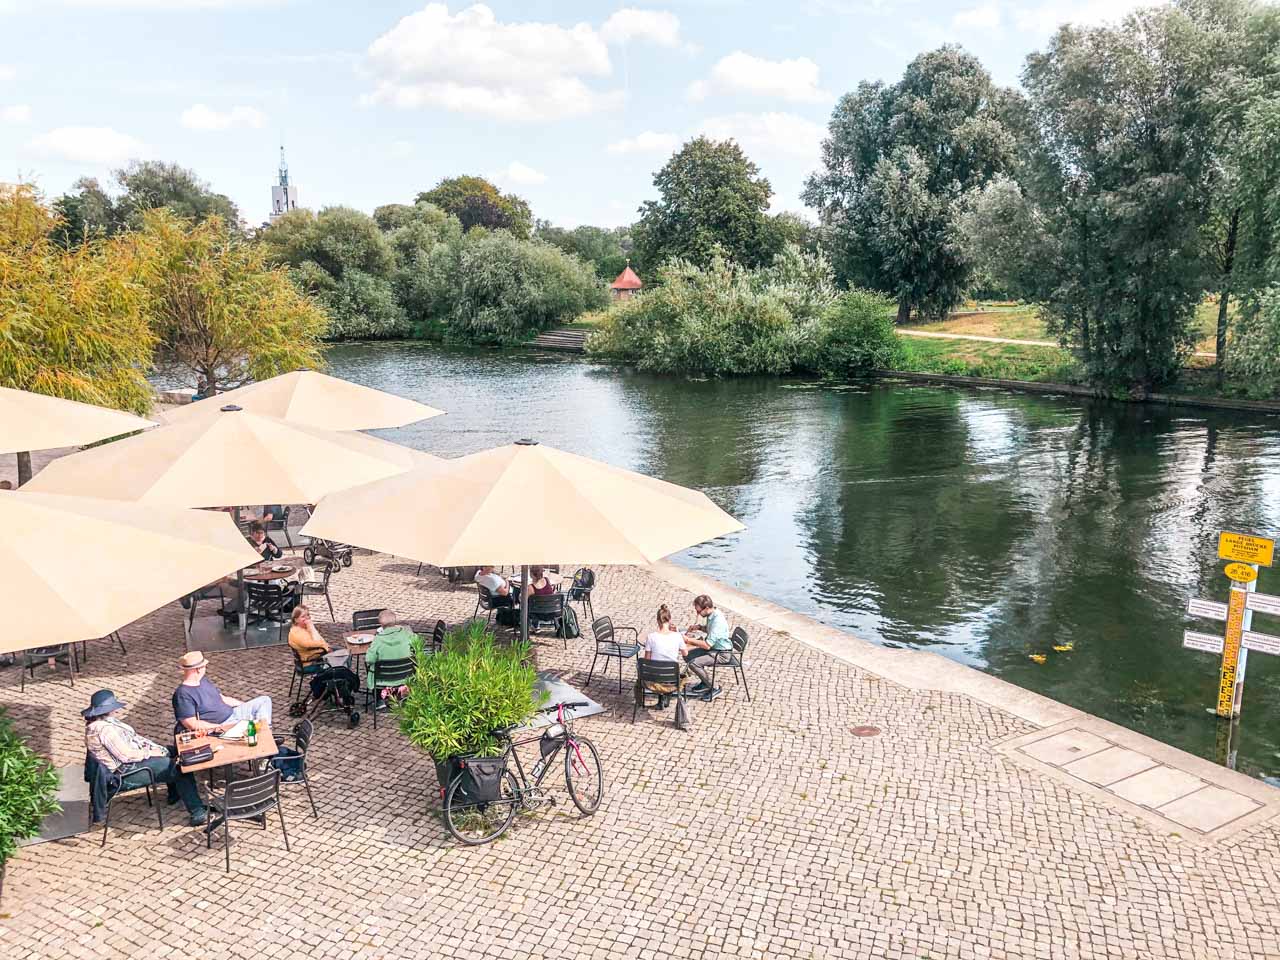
[24,403,435,507]
[0,385,155,486]
[0,490,261,653]
[162,370,443,431]
[301,439,745,641]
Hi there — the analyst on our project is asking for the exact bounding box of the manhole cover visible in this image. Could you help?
[851,725,881,738]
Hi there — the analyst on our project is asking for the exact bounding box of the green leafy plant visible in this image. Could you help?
[810,290,903,375]
[396,622,546,760]
[0,709,60,882]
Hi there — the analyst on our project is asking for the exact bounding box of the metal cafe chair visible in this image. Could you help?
[587,616,640,694]
[205,769,290,873]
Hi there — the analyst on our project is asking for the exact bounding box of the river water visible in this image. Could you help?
[325,341,1280,782]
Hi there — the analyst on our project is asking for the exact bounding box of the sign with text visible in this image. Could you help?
[1187,598,1228,621]
[1246,592,1280,618]
[1218,531,1274,567]
[1224,562,1258,583]
[1217,586,1249,717]
[1183,630,1224,654]
[1243,630,1280,656]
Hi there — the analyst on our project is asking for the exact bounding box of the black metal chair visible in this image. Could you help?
[474,584,505,623]
[299,558,336,621]
[205,768,289,873]
[366,656,416,728]
[185,583,237,630]
[273,719,319,819]
[352,608,385,632]
[85,753,162,847]
[263,505,292,548]
[289,647,327,706]
[20,644,77,691]
[632,659,687,722]
[245,582,294,628]
[78,631,127,664]
[568,568,596,624]
[526,593,567,646]
[414,619,447,654]
[705,627,752,701]
[587,616,640,693]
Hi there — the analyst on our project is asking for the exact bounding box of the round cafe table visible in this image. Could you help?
[242,558,303,582]
[344,632,375,675]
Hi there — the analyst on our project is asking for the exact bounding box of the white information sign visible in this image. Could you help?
[1242,630,1280,656]
[1183,630,1224,654]
[1245,592,1280,618]
[1187,598,1229,621]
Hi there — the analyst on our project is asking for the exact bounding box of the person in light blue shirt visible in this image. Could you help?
[683,594,728,701]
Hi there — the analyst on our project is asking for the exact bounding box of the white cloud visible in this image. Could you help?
[600,8,682,47]
[954,2,1001,29]
[364,3,623,122]
[1013,0,1152,34]
[0,65,15,82]
[26,126,147,165]
[699,112,825,159]
[688,52,827,104]
[607,130,681,155]
[65,0,285,7]
[490,161,547,186]
[180,103,267,131]
[1,104,31,123]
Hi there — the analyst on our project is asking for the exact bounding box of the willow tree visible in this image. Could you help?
[129,211,329,395]
[0,185,154,483]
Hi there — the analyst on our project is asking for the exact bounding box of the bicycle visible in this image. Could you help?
[443,700,603,845]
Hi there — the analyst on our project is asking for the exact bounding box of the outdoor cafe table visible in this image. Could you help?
[175,725,279,776]
[343,632,373,674]
[241,558,303,582]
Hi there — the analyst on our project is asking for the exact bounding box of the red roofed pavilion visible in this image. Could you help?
[610,262,643,301]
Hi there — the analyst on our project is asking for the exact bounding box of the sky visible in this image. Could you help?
[0,0,1151,228]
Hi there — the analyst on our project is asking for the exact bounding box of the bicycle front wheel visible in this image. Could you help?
[564,736,604,815]
[444,770,519,845]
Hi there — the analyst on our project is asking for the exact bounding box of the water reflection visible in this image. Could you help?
[323,343,1280,781]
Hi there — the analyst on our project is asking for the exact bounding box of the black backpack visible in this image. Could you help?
[557,605,581,640]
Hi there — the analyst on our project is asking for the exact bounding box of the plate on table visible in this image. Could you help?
[271,564,292,573]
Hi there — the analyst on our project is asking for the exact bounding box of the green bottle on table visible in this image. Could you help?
[247,719,257,747]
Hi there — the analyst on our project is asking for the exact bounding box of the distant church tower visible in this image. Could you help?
[270,146,298,220]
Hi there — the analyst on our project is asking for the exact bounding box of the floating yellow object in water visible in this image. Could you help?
[1029,654,1047,664]
[1053,644,1074,652]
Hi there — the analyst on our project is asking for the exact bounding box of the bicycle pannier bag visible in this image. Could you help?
[461,757,506,805]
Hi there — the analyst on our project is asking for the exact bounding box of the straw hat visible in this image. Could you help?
[179,651,209,670]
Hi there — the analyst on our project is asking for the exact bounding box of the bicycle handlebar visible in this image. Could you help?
[539,700,589,713]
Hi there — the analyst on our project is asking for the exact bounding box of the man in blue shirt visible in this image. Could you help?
[683,594,728,701]
[173,650,273,733]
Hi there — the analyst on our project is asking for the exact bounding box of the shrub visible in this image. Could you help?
[809,290,903,375]
[1225,285,1280,399]
[395,622,546,760]
[0,709,60,884]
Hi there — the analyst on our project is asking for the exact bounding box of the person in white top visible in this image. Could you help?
[474,566,513,609]
[644,605,714,692]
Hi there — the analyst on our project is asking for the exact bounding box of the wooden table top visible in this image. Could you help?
[175,724,279,773]
[343,632,375,649]
[242,560,301,582]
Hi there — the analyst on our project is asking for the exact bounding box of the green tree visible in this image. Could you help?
[803,45,1015,321]
[114,160,240,231]
[49,177,117,247]
[633,136,777,269]
[384,203,464,327]
[534,222,633,281]
[1015,5,1222,393]
[130,211,327,394]
[0,184,155,483]
[415,176,532,238]
[259,207,406,339]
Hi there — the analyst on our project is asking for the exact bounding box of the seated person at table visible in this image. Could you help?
[288,605,358,707]
[682,594,727,701]
[475,566,512,606]
[638,605,712,705]
[173,651,273,733]
[84,688,207,826]
[523,565,558,600]
[365,610,419,689]
[247,521,283,562]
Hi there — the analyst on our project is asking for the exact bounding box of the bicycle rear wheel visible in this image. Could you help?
[564,736,604,815]
[444,771,519,844]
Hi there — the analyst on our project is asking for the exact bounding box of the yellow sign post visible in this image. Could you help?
[1218,532,1275,567]
[1217,584,1250,717]
[1224,562,1258,584]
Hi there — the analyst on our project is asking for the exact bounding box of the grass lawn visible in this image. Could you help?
[909,304,1050,341]
[895,337,1083,384]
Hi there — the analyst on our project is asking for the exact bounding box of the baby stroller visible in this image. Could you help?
[302,537,353,568]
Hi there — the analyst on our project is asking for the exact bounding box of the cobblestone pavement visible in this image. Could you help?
[2,554,1279,960]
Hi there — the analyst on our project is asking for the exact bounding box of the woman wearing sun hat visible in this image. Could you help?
[83,689,208,826]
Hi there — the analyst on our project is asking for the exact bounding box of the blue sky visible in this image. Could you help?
[0,0,1146,227]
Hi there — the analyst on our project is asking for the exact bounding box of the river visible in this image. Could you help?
[324,341,1280,782]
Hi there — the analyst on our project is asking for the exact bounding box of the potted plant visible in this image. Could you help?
[0,709,60,902]
[395,621,546,796]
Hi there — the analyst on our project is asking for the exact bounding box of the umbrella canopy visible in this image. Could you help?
[24,404,436,507]
[0,385,155,455]
[301,440,744,566]
[162,370,442,431]
[0,491,262,653]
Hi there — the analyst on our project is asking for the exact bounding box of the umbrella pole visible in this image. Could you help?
[520,564,529,646]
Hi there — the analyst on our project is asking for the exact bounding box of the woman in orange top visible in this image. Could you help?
[289,605,358,709]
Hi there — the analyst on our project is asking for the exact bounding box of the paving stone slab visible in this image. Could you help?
[1108,765,1208,810]
[1062,746,1159,786]
[1018,728,1112,766]
[1159,786,1263,834]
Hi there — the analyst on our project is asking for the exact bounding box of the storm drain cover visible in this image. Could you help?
[851,725,881,738]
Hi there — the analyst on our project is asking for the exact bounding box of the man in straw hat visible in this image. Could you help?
[172,651,273,735]
[83,689,208,826]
